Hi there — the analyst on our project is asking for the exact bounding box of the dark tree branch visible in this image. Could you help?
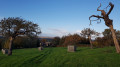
[97,3,106,16]
[89,15,103,20]
[107,2,114,16]
[97,3,102,11]
[89,15,103,25]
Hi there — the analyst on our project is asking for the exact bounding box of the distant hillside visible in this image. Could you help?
[39,37,54,39]
[38,37,54,42]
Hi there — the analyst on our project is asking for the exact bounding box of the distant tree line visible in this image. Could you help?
[0,36,40,49]
[93,29,120,48]
[1,28,120,50]
[51,34,90,47]
[50,28,120,48]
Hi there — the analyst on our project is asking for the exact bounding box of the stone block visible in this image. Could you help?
[1,49,8,54]
[38,47,43,51]
[67,45,76,52]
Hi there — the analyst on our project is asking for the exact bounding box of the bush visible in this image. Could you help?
[13,36,40,49]
[93,37,114,48]
[63,34,89,46]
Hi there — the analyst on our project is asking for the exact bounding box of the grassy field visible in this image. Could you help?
[0,47,120,67]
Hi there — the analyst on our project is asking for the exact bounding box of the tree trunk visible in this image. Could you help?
[8,37,13,55]
[109,25,120,53]
[88,36,93,49]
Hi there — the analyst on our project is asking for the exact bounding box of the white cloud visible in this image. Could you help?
[40,28,70,37]
[49,28,68,34]
[40,28,82,37]
[40,27,104,38]
[76,30,81,33]
[48,28,69,37]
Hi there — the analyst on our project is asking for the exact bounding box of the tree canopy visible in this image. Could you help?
[0,17,41,55]
[80,28,99,38]
[0,17,41,38]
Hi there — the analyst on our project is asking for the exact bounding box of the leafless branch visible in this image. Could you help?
[97,3,102,11]
[104,4,110,12]
[97,3,106,16]
[107,2,114,16]
[89,15,103,25]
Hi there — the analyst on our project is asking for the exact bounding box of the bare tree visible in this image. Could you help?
[81,28,99,49]
[89,2,120,53]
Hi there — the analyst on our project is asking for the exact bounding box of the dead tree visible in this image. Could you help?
[89,2,120,53]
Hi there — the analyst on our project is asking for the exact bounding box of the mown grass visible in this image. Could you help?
[0,47,120,67]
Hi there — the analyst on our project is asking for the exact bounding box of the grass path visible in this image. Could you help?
[0,47,120,67]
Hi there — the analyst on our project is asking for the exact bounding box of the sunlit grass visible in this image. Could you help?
[0,47,120,67]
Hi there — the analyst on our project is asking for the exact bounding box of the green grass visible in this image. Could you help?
[0,47,120,67]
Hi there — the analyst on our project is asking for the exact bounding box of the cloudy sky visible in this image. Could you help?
[0,0,120,37]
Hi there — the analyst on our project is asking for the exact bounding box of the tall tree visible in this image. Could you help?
[0,17,41,55]
[81,28,99,49]
[89,2,120,53]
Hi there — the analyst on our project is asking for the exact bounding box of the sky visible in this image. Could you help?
[0,0,120,37]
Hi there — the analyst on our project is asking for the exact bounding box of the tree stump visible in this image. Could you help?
[1,49,8,54]
[38,47,43,51]
[67,45,76,52]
